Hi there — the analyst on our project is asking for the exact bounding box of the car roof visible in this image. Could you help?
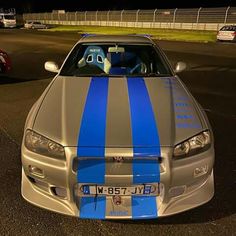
[79,35,154,44]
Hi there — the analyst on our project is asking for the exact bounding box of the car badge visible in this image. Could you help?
[113,195,122,205]
[113,157,124,163]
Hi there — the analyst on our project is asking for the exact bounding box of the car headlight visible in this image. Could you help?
[25,130,65,159]
[173,131,211,158]
[0,52,7,60]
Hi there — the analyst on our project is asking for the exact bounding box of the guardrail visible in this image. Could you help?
[23,7,236,31]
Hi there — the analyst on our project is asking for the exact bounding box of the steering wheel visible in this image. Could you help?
[130,63,142,74]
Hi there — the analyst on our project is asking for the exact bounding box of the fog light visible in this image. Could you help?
[169,186,186,198]
[28,165,44,177]
[51,187,67,198]
[194,165,208,178]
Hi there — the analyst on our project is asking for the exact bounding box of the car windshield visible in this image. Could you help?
[221,26,236,31]
[60,43,172,77]
[4,15,15,20]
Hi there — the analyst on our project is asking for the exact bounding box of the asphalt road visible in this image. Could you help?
[0,29,235,236]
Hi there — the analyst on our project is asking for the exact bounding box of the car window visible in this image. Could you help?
[60,43,172,77]
[3,15,15,20]
[221,26,236,31]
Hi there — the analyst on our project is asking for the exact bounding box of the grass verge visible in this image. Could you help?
[46,25,217,43]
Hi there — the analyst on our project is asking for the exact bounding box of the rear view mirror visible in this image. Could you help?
[174,61,187,73]
[44,61,59,73]
[108,46,125,53]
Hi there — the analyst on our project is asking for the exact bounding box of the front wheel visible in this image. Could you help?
[0,63,5,73]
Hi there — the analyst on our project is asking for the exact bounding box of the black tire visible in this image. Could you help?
[0,63,4,73]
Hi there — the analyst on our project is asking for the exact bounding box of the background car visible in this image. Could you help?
[24,21,47,29]
[217,25,236,42]
[0,49,11,73]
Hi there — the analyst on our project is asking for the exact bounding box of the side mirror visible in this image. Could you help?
[174,61,187,73]
[44,61,59,73]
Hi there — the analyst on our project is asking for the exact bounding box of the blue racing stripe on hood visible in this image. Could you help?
[77,77,109,184]
[127,77,160,183]
[127,78,160,157]
[127,77,160,219]
[77,77,109,157]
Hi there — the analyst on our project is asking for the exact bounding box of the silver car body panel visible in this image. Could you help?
[32,76,206,148]
[21,35,214,219]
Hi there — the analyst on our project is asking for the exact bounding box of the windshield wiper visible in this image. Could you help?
[66,73,170,78]
[95,73,110,77]
[96,73,126,77]
[145,73,170,77]
[127,73,165,77]
[69,73,109,77]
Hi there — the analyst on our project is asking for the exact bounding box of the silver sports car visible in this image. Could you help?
[21,35,214,219]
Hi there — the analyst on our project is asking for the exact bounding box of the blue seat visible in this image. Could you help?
[81,46,106,72]
[108,52,141,75]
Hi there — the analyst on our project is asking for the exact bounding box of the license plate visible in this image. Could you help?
[80,184,159,196]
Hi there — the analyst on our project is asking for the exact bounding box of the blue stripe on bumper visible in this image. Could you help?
[80,196,106,219]
[132,196,158,219]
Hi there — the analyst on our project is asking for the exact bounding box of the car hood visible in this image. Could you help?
[33,76,206,148]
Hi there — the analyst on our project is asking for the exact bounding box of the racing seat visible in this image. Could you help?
[78,46,111,73]
[108,52,143,75]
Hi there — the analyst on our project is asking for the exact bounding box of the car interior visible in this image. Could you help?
[77,45,147,75]
[61,43,171,76]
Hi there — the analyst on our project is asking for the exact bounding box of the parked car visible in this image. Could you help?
[0,49,11,73]
[0,13,16,28]
[21,35,214,219]
[217,25,236,42]
[24,21,47,29]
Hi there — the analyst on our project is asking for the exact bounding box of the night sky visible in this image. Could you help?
[1,0,236,13]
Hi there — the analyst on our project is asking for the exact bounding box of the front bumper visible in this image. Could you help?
[3,23,16,28]
[217,35,236,41]
[21,145,214,219]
